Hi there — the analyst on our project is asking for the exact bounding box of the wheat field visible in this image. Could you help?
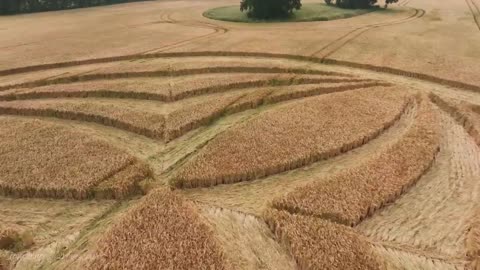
[1,0,480,269]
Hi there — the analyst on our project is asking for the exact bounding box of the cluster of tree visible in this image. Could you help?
[0,0,145,15]
[325,0,398,8]
[240,0,302,19]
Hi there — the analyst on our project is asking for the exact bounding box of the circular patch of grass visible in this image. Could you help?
[203,3,374,23]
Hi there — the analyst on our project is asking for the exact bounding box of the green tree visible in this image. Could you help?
[240,0,302,19]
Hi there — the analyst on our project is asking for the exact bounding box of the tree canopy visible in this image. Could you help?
[240,0,302,19]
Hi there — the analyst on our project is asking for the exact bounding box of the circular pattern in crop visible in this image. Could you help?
[1,52,479,270]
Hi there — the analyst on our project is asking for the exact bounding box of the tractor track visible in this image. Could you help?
[311,7,425,59]
[465,0,480,31]
[138,11,228,55]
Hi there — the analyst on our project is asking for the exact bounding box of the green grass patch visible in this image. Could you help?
[203,3,374,23]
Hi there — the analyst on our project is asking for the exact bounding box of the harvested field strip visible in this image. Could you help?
[0,99,166,140]
[0,75,366,102]
[430,94,480,145]
[1,51,478,93]
[0,66,347,91]
[172,87,411,188]
[88,189,230,270]
[356,107,480,257]
[263,209,383,270]
[272,96,440,226]
[0,116,149,200]
[180,101,417,216]
[199,205,297,270]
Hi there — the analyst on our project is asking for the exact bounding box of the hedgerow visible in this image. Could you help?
[0,0,146,15]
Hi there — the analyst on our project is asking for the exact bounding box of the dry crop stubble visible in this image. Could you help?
[272,95,440,226]
[0,116,150,200]
[172,86,411,188]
